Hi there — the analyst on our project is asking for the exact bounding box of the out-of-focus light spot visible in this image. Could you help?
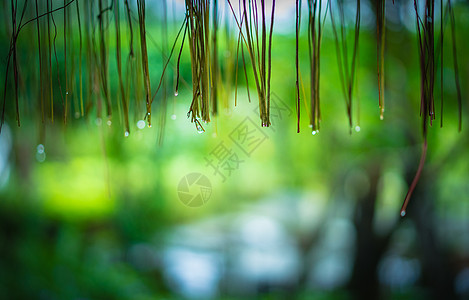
[36,151,46,163]
[36,144,46,162]
[37,144,45,154]
[310,254,351,290]
[163,246,221,299]
[378,255,420,289]
[231,214,300,286]
[0,123,12,188]
[137,120,145,129]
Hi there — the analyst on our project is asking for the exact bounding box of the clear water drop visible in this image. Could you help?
[106,120,112,126]
[171,114,177,120]
[355,125,361,132]
[124,130,130,137]
[137,120,145,129]
[174,91,179,97]
[312,130,317,135]
[400,210,406,217]
[66,91,69,95]
[196,123,204,134]
[37,144,45,154]
[95,118,102,126]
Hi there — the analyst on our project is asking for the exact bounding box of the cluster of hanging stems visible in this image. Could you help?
[0,0,463,216]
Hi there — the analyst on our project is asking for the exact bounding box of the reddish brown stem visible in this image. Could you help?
[400,139,428,217]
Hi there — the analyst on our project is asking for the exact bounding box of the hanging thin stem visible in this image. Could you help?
[448,0,462,132]
[377,0,386,120]
[35,0,44,123]
[114,0,130,136]
[137,0,152,127]
[76,0,83,117]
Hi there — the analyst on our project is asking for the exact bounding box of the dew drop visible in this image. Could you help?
[380,115,384,121]
[312,130,317,135]
[174,91,179,97]
[137,120,145,129]
[95,118,102,126]
[355,125,361,132]
[308,124,313,128]
[400,210,406,217]
[124,130,130,137]
[37,144,45,154]
[196,123,204,134]
[171,114,177,120]
[66,91,69,95]
[106,120,112,126]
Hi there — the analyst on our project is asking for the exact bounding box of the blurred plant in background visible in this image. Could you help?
[0,0,469,299]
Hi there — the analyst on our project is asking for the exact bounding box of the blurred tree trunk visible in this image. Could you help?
[347,162,392,299]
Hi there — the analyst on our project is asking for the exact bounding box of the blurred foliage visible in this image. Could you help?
[1,1,469,299]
